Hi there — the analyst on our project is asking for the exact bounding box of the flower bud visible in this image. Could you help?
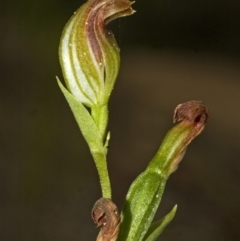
[156,100,209,175]
[59,0,135,107]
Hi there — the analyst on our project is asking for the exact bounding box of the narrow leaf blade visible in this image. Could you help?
[144,205,177,241]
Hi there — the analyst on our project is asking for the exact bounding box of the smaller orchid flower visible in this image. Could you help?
[119,101,209,241]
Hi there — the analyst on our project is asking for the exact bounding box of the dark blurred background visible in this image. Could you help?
[1,0,240,240]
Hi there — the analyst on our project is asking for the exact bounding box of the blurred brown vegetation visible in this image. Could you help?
[1,0,240,240]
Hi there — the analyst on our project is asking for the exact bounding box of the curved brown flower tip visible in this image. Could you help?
[174,100,209,124]
[173,101,209,144]
[92,198,120,241]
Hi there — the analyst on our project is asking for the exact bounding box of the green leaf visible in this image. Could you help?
[118,171,168,241]
[143,205,177,241]
[57,78,103,152]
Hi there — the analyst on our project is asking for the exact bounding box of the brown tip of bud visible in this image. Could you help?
[173,100,209,125]
[92,198,120,241]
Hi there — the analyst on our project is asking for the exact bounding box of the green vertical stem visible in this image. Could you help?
[91,150,111,198]
[92,105,109,142]
[91,105,111,198]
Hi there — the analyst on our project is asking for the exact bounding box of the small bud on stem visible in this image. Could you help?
[92,198,120,241]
